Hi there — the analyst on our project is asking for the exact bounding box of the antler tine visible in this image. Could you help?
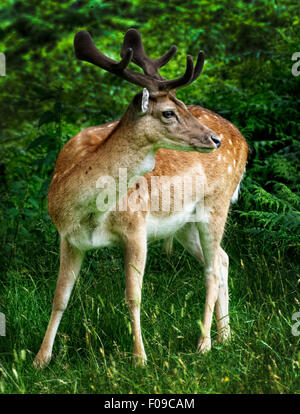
[154,45,178,70]
[158,55,195,91]
[74,31,133,72]
[190,51,205,83]
[159,51,205,91]
[74,31,157,90]
[117,47,134,71]
[121,28,204,92]
[121,29,157,78]
[121,29,178,79]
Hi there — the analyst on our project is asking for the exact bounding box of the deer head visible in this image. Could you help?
[74,29,221,152]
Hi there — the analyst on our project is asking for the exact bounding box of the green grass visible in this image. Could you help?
[0,235,299,394]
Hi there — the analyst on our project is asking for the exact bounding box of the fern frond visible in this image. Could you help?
[250,185,296,213]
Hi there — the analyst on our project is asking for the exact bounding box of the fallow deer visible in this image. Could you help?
[33,29,248,368]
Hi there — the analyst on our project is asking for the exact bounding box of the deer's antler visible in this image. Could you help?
[74,29,204,94]
[121,28,205,90]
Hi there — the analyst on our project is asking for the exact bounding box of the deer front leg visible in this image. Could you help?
[33,238,84,369]
[123,224,147,366]
[215,247,231,343]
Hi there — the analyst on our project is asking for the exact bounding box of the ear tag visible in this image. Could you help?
[141,88,150,113]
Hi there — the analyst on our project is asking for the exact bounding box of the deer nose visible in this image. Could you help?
[211,135,221,148]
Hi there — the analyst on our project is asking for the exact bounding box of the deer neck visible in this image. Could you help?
[96,116,155,176]
[85,116,155,212]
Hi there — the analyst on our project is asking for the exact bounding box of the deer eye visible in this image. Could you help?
[162,110,175,118]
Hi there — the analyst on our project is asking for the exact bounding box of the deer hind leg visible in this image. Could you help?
[175,222,217,352]
[33,238,84,369]
[122,222,147,366]
[175,221,230,352]
[215,247,231,343]
[175,223,205,265]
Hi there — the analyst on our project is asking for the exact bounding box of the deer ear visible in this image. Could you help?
[141,88,150,113]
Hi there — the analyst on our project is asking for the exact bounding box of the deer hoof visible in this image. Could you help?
[134,352,147,367]
[217,326,231,343]
[197,337,211,354]
[33,350,52,369]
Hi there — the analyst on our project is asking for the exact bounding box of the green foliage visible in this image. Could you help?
[0,0,299,394]
[0,0,299,257]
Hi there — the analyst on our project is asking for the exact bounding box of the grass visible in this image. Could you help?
[0,231,299,394]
